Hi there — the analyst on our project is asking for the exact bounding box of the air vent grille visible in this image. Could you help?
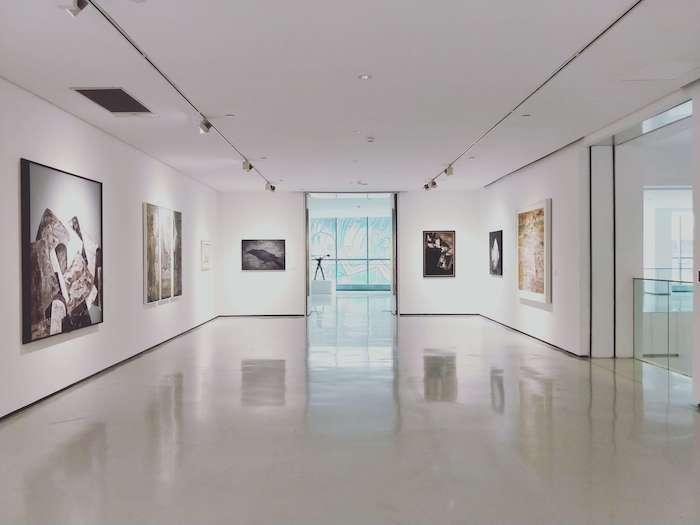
[73,88,151,114]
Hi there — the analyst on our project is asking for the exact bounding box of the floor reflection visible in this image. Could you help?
[241,360,286,407]
[423,352,457,402]
[307,292,400,437]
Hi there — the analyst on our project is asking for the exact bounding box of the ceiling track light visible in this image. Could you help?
[66,0,89,17]
[265,181,276,192]
[199,118,212,134]
[445,165,454,176]
[423,183,431,191]
[82,0,278,191]
[242,159,253,172]
[430,180,438,189]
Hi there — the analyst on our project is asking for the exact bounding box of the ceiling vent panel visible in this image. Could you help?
[73,88,151,114]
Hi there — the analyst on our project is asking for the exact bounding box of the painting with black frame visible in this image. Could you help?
[21,159,104,344]
[489,230,503,276]
[242,239,286,270]
[423,230,455,277]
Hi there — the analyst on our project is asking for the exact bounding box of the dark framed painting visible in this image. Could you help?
[21,159,103,344]
[242,239,286,270]
[489,230,503,276]
[143,202,182,303]
[423,230,455,277]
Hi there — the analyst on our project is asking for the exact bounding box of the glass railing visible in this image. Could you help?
[633,278,693,376]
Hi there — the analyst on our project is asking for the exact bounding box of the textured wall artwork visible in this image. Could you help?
[242,239,286,270]
[143,203,182,303]
[489,230,503,276]
[201,241,212,271]
[517,199,551,303]
[423,230,455,277]
[21,159,103,344]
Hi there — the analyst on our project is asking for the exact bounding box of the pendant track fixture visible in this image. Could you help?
[78,0,276,191]
[424,0,646,189]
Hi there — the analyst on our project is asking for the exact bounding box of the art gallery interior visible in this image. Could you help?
[1,1,700,523]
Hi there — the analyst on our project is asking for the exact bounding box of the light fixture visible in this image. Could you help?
[521,113,532,117]
[445,165,454,176]
[199,118,212,134]
[468,155,476,160]
[242,159,253,172]
[357,73,372,80]
[265,181,276,192]
[366,136,375,143]
[66,0,88,17]
[430,180,438,189]
[423,183,431,191]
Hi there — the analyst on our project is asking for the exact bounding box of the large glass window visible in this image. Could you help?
[309,215,392,291]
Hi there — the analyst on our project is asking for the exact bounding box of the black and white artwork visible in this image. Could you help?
[143,202,182,303]
[21,159,103,344]
[423,231,455,277]
[242,239,286,271]
[489,230,503,276]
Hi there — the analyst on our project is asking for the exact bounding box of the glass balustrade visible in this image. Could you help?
[633,278,693,376]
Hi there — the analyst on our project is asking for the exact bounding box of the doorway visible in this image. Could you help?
[305,193,398,316]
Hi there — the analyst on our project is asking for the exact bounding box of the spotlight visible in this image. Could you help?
[445,165,454,176]
[199,118,212,134]
[430,180,438,189]
[242,159,253,172]
[265,181,276,192]
[65,0,88,17]
[423,183,431,191]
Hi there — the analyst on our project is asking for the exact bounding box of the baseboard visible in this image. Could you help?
[399,313,480,316]
[217,314,306,318]
[478,314,587,359]
[0,315,218,423]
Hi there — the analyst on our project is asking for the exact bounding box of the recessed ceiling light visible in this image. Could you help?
[352,159,359,163]
[366,136,375,143]
[468,155,476,160]
[224,113,236,118]
[521,113,532,117]
[259,156,268,160]
[358,73,372,80]
[352,130,361,134]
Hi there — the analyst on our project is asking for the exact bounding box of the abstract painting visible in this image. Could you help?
[517,199,551,303]
[423,231,455,277]
[143,203,182,303]
[489,230,503,276]
[21,159,103,344]
[201,241,212,271]
[242,240,286,270]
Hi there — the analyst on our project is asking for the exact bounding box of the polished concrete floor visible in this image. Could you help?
[1,293,699,524]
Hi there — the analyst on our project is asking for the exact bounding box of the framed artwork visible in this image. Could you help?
[423,230,455,277]
[143,202,182,303]
[21,159,103,344]
[242,239,286,270]
[489,230,503,276]
[201,241,212,271]
[517,199,552,303]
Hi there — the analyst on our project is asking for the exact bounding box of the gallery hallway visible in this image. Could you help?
[0,294,697,524]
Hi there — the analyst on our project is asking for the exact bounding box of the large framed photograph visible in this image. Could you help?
[517,199,551,303]
[423,231,455,277]
[143,202,182,303]
[242,239,286,271]
[21,159,103,344]
[489,230,503,276]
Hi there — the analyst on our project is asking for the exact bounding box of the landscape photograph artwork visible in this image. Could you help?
[242,240,286,270]
[21,159,103,344]
[144,202,182,303]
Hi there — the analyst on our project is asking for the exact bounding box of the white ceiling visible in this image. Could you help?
[1,1,699,192]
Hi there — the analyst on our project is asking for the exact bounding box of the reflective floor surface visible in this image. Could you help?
[1,292,699,524]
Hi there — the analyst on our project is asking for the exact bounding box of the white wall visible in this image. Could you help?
[0,78,218,418]
[397,190,480,315]
[477,145,590,356]
[691,82,700,405]
[217,191,306,316]
[590,146,615,358]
